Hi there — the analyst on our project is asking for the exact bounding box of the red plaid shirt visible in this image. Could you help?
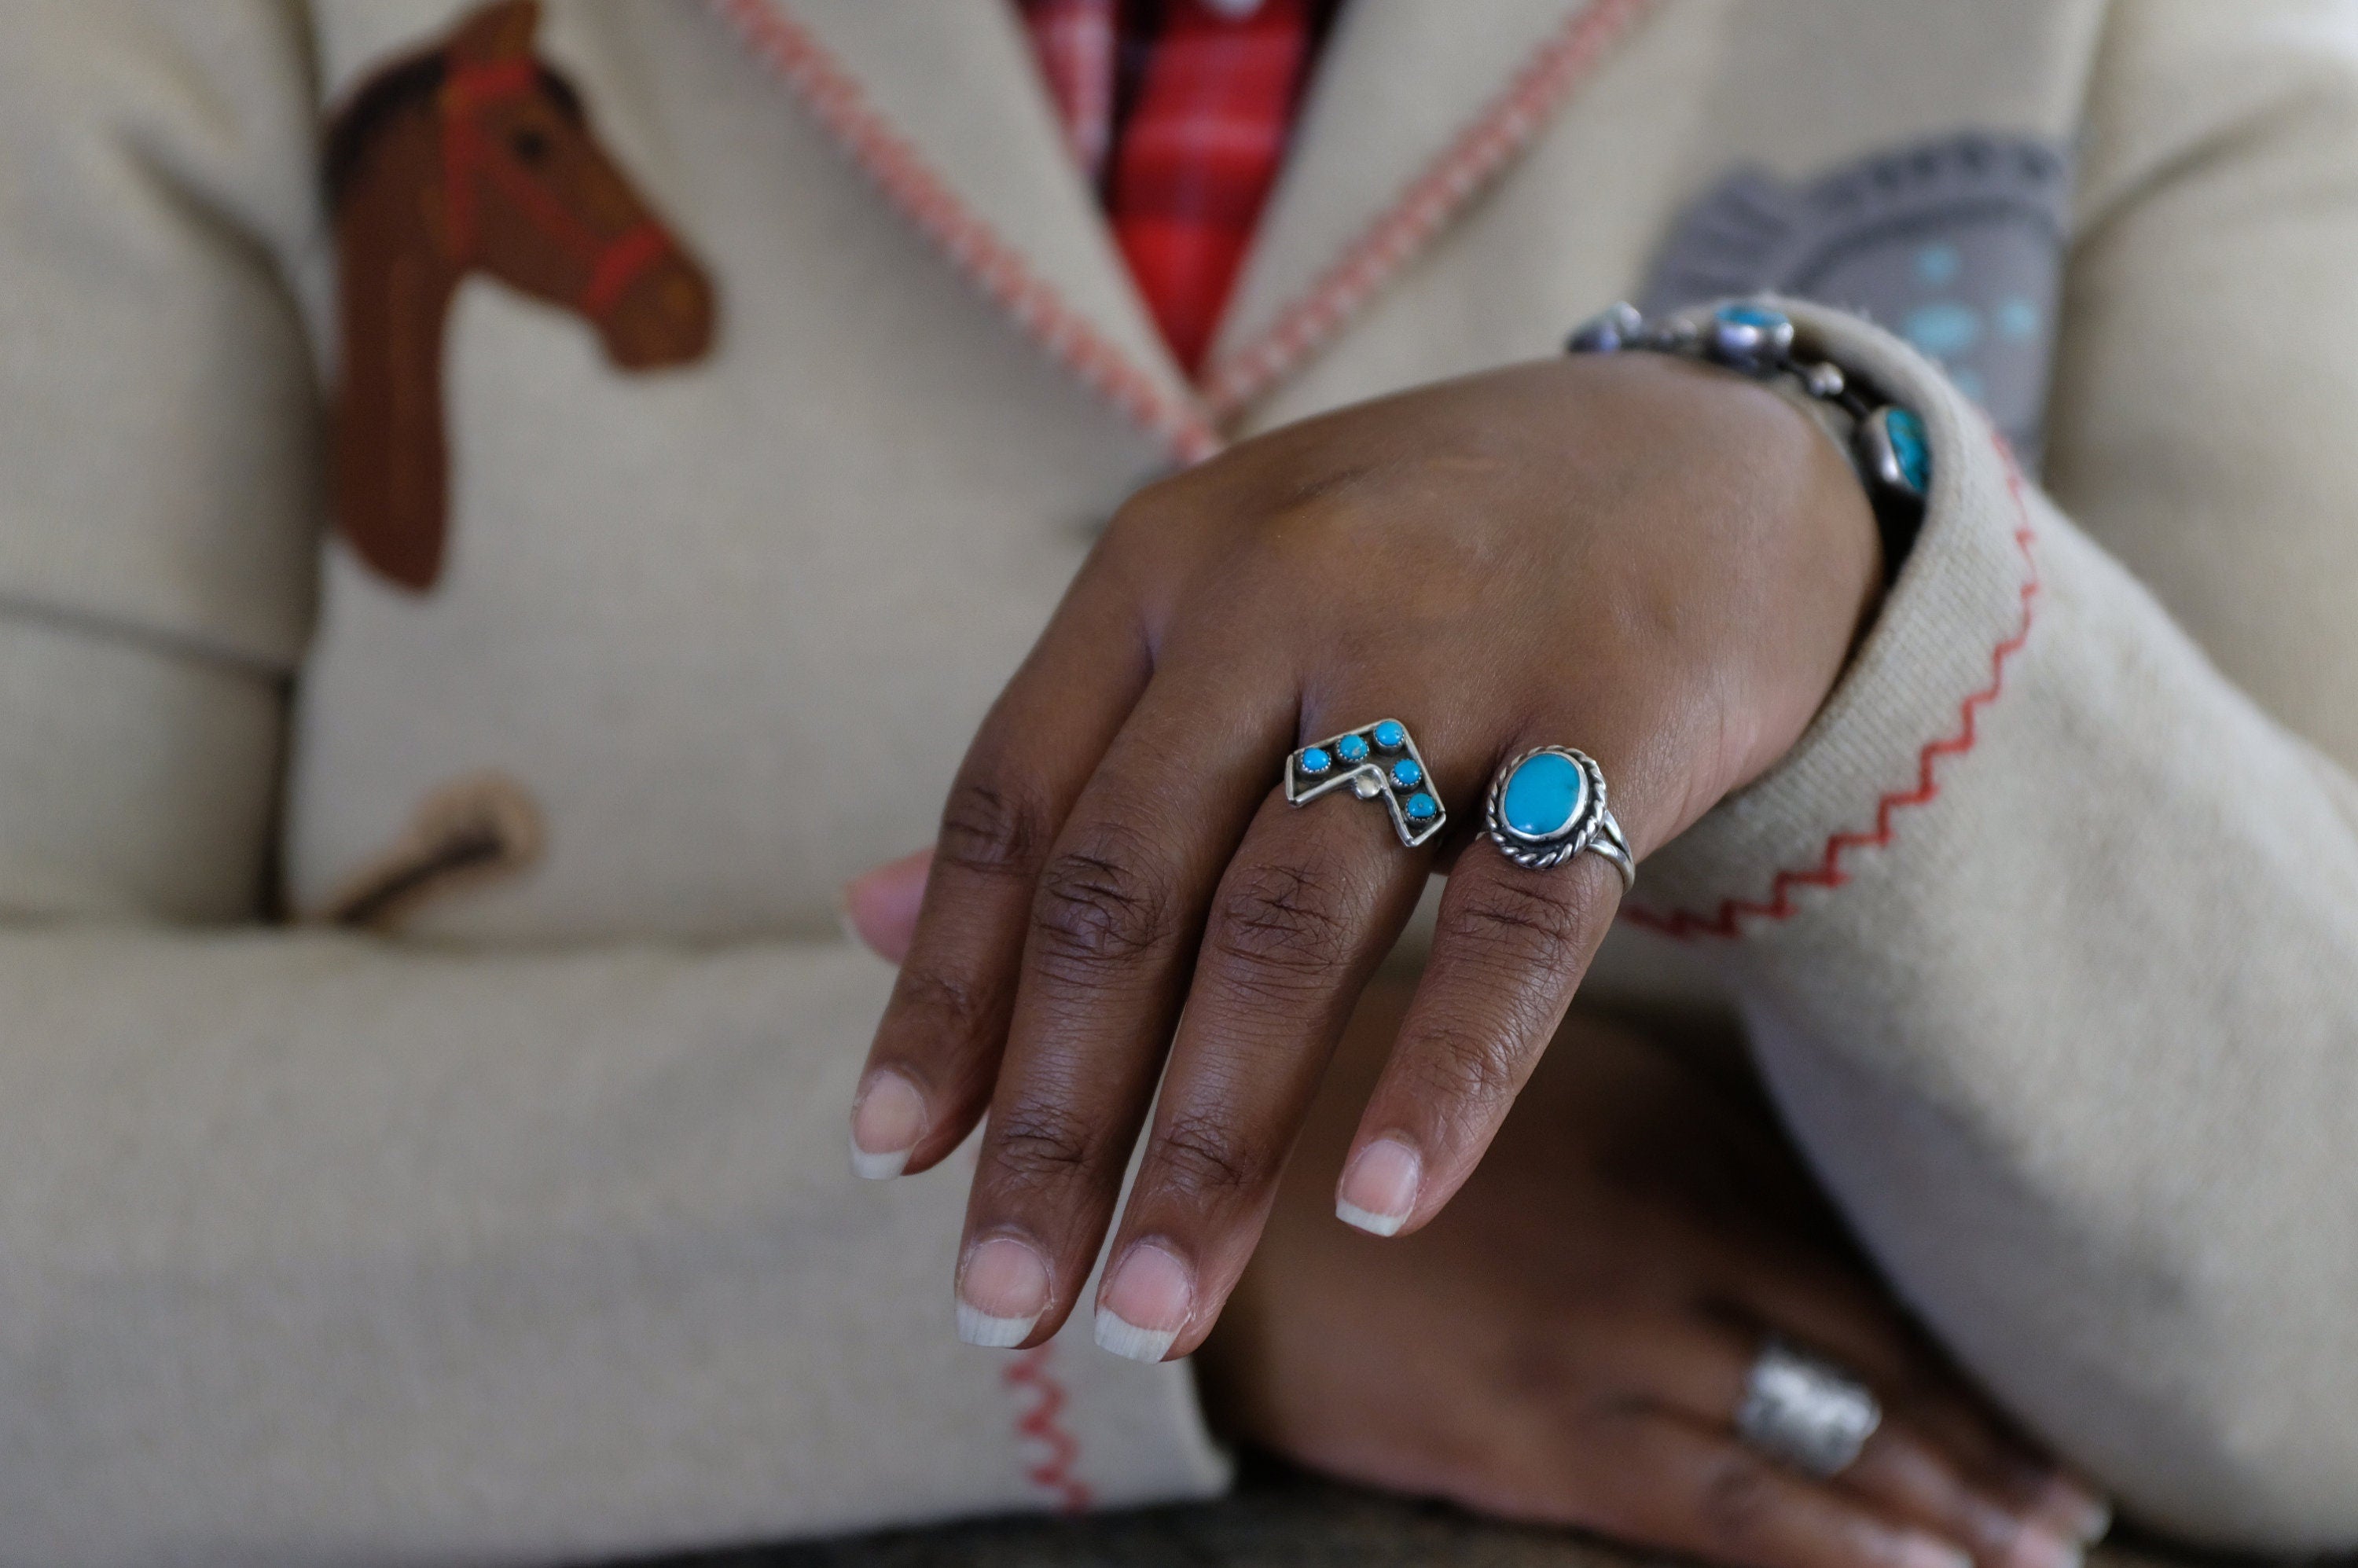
[1020,0,1333,374]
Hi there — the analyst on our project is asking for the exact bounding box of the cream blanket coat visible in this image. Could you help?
[2,0,2356,1560]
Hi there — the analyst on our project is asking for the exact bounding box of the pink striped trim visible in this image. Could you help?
[711,0,1222,465]
[1199,0,1658,420]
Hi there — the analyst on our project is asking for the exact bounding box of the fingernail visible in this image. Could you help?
[848,1070,928,1180]
[1335,1137,1422,1236]
[1893,1533,1975,1568]
[1094,1241,1193,1362]
[2003,1526,2084,1568]
[2034,1477,2113,1544]
[956,1235,1050,1348]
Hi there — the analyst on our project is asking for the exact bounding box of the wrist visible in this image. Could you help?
[1572,298,1928,583]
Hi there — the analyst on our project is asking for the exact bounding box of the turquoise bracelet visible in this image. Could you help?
[1568,299,1930,556]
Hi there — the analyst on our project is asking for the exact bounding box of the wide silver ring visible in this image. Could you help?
[1286,720,1446,848]
[1482,747,1634,890]
[1735,1338,1882,1478]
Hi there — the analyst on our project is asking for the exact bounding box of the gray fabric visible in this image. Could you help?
[1642,133,2073,465]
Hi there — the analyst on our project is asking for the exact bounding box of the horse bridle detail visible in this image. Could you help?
[439,56,674,319]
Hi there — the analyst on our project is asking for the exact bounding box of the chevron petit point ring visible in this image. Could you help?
[1286,719,1446,848]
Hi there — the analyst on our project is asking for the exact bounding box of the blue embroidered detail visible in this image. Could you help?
[1902,301,1982,358]
[1915,243,1962,285]
[1640,131,2072,470]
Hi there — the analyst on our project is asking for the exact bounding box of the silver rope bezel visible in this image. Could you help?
[1482,746,1611,872]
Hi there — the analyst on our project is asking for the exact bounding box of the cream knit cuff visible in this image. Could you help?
[1627,298,2044,939]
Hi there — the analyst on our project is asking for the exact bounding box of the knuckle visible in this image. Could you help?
[987,1096,1105,1193]
[1204,860,1357,986]
[1110,474,1185,531]
[890,962,1001,1044]
[1100,477,1199,564]
[1697,1450,1783,1547]
[1150,1109,1263,1202]
[938,776,1055,881]
[1030,835,1177,979]
[1438,876,1592,976]
[1401,1020,1528,1118]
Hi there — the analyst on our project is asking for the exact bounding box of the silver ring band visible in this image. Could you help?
[1286,720,1447,848]
[1735,1338,1882,1478]
[1482,747,1635,891]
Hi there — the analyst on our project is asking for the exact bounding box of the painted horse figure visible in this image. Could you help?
[326,0,715,592]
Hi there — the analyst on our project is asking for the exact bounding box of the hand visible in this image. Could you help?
[1196,985,2110,1568]
[850,352,1884,1357]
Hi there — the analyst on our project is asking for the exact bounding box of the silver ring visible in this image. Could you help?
[1287,720,1446,848]
[1482,747,1634,890]
[1735,1338,1882,1478]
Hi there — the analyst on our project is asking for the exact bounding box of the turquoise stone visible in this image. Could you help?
[1389,758,1423,789]
[1716,302,1787,329]
[1886,407,1930,494]
[1335,733,1370,763]
[1500,751,1586,839]
[1299,746,1332,775]
[1372,721,1406,750]
[1405,792,1438,822]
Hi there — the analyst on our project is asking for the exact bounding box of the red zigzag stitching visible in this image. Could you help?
[1624,450,2040,939]
[1003,1346,1093,1515]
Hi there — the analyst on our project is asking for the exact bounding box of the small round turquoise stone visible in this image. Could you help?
[1299,747,1332,775]
[1335,733,1370,763]
[1500,751,1587,839]
[1886,407,1930,494]
[1405,792,1438,822]
[1716,302,1788,330]
[1389,758,1423,789]
[1372,721,1406,750]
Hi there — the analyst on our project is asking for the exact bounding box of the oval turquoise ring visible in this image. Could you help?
[1483,747,1635,889]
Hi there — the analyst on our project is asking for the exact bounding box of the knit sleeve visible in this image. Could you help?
[0,6,1225,1558]
[1618,1,2358,1548]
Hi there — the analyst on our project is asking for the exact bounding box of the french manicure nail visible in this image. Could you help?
[956,1235,1050,1348]
[2036,1477,2113,1544]
[848,1069,927,1180]
[1893,1533,1975,1568]
[1335,1137,1422,1236]
[2004,1526,2084,1568]
[1095,1241,1194,1362]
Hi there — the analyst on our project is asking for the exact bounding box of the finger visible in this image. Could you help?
[840,847,931,963]
[1879,1389,2108,1548]
[1843,1427,2092,1568]
[955,665,1298,1348]
[1604,1309,2087,1568]
[1713,1262,2106,1542]
[1091,747,1447,1361]
[1334,771,1632,1238]
[852,561,1148,1181]
[1566,1408,1978,1568]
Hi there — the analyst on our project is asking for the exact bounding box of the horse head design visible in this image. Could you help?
[327,0,716,591]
